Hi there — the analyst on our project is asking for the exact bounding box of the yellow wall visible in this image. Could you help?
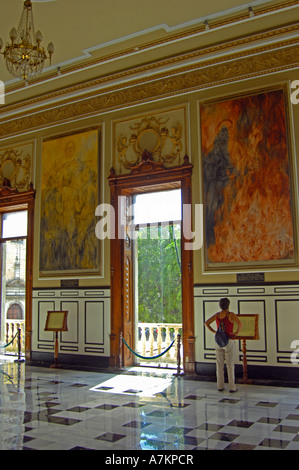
[22,69,298,288]
[0,3,298,289]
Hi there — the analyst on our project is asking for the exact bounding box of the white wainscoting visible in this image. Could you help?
[32,288,110,358]
[194,284,299,370]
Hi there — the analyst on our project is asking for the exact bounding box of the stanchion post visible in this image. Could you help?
[14,328,25,363]
[242,339,248,382]
[177,334,181,375]
[119,331,123,369]
[173,333,184,377]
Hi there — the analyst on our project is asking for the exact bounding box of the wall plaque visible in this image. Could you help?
[237,273,264,283]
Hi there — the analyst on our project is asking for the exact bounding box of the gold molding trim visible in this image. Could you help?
[0,144,33,191]
[114,106,188,173]
[1,22,298,117]
[4,1,299,93]
[0,41,298,139]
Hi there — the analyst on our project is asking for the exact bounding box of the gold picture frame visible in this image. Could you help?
[39,127,101,278]
[200,85,297,272]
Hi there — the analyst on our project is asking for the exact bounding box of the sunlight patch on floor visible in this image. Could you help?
[90,374,173,397]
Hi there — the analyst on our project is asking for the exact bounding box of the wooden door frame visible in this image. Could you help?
[108,152,195,374]
[0,179,35,360]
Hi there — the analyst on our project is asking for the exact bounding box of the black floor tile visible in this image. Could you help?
[273,424,299,434]
[219,398,240,404]
[224,442,256,450]
[257,417,282,424]
[66,406,91,412]
[196,423,224,431]
[95,404,119,410]
[255,401,278,407]
[184,435,205,446]
[286,414,299,421]
[96,432,126,442]
[209,432,239,442]
[258,438,290,449]
[227,419,254,428]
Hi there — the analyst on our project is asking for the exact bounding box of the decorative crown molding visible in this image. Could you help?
[0,36,298,139]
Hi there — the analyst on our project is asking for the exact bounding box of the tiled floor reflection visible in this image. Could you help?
[1,357,299,450]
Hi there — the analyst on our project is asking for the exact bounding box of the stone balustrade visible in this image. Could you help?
[137,322,182,363]
[3,321,25,355]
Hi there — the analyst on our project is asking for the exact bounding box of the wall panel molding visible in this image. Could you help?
[32,288,110,358]
[194,283,299,375]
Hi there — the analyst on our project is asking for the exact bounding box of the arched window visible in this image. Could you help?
[7,303,23,320]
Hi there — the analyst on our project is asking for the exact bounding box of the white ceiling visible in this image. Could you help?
[0,0,277,85]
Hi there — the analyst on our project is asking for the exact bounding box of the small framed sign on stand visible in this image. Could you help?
[45,311,68,368]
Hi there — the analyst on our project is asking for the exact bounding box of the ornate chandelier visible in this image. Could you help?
[0,0,54,81]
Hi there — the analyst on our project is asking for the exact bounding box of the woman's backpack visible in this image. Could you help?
[215,314,229,347]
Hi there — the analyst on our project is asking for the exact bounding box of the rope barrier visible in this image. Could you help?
[0,328,24,363]
[0,370,14,384]
[119,332,184,376]
[122,336,175,360]
[0,332,18,349]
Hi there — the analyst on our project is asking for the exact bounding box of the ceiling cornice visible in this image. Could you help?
[0,21,298,119]
[0,34,298,140]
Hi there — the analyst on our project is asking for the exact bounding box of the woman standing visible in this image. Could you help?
[204,298,242,392]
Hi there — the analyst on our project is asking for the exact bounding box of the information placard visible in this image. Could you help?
[45,311,68,332]
[234,314,259,340]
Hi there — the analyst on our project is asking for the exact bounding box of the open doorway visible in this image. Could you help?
[109,153,195,374]
[0,210,27,358]
[133,189,182,367]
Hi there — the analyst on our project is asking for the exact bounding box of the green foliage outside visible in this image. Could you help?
[136,224,182,324]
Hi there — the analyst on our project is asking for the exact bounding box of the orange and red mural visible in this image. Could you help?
[201,88,296,269]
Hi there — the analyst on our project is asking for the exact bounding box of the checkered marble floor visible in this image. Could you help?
[1,356,299,451]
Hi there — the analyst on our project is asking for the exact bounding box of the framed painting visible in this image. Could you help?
[200,86,297,271]
[39,127,101,277]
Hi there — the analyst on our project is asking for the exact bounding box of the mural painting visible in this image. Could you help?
[201,88,296,270]
[40,128,100,277]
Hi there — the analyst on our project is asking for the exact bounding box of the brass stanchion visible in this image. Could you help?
[119,331,123,369]
[173,334,184,377]
[14,328,25,363]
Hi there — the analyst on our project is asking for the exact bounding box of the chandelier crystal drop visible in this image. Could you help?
[0,0,54,81]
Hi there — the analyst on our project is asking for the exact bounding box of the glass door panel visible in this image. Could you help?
[133,190,182,366]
